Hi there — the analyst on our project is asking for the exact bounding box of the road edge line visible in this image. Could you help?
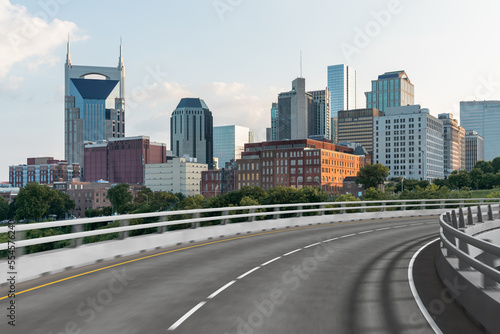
[408,238,443,334]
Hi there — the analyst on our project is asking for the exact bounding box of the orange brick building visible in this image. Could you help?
[235,139,368,195]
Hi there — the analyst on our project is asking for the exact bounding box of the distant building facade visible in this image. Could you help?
[365,70,414,112]
[213,125,253,169]
[9,157,80,188]
[145,157,207,197]
[84,136,166,184]
[338,108,383,160]
[465,130,485,172]
[460,101,500,161]
[374,105,444,181]
[170,98,214,169]
[235,139,367,194]
[64,40,125,174]
[438,113,465,177]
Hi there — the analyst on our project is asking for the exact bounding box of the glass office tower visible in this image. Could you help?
[213,125,253,169]
[460,101,500,161]
[365,70,414,112]
[327,64,356,118]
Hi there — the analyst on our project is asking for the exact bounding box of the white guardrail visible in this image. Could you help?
[438,204,500,334]
[1,198,498,251]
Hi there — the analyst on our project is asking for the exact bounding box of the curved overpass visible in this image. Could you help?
[0,215,481,334]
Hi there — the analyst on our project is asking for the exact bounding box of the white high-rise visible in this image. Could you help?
[374,105,444,181]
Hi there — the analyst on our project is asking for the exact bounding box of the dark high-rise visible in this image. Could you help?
[170,98,214,169]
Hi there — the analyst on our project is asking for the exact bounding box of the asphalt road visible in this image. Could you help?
[0,216,478,333]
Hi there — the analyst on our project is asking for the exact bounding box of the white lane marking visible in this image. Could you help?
[262,257,282,266]
[324,237,339,242]
[304,242,321,248]
[237,267,260,279]
[411,223,425,226]
[284,249,302,256]
[376,227,391,231]
[340,233,356,238]
[408,238,443,334]
[168,301,207,331]
[207,280,236,299]
[358,230,373,234]
[392,225,407,229]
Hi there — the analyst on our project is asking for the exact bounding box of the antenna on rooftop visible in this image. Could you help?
[300,50,303,78]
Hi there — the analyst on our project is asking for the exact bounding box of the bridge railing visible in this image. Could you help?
[437,204,500,333]
[1,198,497,252]
[439,205,500,285]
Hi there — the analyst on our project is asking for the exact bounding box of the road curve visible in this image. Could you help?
[0,216,451,333]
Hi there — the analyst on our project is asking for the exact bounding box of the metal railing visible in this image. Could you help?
[439,204,500,287]
[1,198,498,253]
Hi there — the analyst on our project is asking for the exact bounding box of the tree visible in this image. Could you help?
[474,160,494,174]
[15,182,51,221]
[492,157,500,173]
[107,183,133,214]
[447,170,471,190]
[47,191,74,219]
[469,168,484,189]
[0,197,9,221]
[355,163,390,189]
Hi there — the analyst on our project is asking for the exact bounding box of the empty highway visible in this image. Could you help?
[0,216,482,333]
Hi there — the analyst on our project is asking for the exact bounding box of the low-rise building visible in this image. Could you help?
[53,181,145,218]
[236,139,368,194]
[145,157,208,197]
[84,136,167,184]
[9,157,80,188]
[201,162,237,197]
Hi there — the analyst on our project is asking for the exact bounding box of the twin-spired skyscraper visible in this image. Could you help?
[64,39,125,173]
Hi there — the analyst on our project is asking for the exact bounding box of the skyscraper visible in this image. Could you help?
[309,89,331,141]
[213,125,253,168]
[277,78,312,140]
[270,102,279,141]
[65,39,125,174]
[460,101,500,161]
[327,64,356,118]
[328,64,356,144]
[170,98,214,169]
[365,70,414,112]
[438,113,465,177]
[275,78,330,141]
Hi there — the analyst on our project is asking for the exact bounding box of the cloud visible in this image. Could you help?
[0,75,24,94]
[0,0,85,78]
[209,81,245,96]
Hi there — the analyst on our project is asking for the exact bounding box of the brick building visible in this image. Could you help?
[201,165,237,197]
[9,157,80,188]
[235,139,368,194]
[53,181,145,218]
[84,136,167,184]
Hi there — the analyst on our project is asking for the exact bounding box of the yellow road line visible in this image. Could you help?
[0,216,435,300]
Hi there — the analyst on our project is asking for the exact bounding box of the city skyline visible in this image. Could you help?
[2,0,500,180]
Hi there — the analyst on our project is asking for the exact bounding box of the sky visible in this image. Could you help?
[1,0,500,181]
